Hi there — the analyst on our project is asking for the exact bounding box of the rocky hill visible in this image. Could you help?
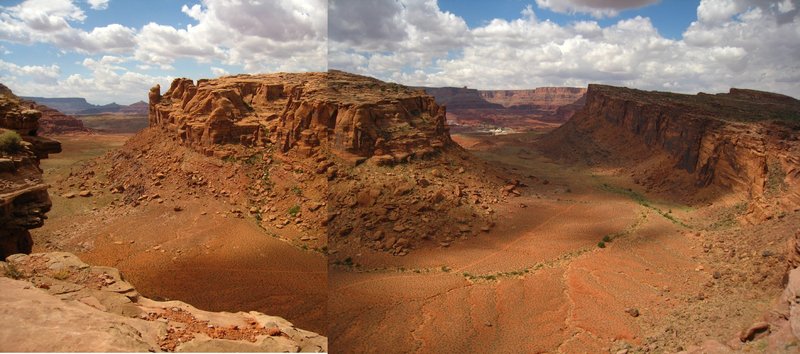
[0,84,61,259]
[137,70,511,257]
[0,252,326,352]
[419,86,586,131]
[540,84,800,220]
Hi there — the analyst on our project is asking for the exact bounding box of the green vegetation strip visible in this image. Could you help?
[599,183,691,229]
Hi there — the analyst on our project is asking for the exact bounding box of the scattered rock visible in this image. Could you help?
[739,322,769,342]
[624,308,639,317]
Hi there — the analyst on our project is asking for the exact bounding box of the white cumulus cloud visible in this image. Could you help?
[87,0,109,11]
[1,57,172,104]
[330,0,800,98]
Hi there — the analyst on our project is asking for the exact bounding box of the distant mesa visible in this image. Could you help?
[21,96,148,115]
[418,85,587,131]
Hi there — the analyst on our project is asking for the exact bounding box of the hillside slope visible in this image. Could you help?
[540,84,800,221]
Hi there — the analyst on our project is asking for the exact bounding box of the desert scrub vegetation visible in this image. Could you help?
[0,130,22,153]
[288,204,301,217]
[710,200,749,230]
[599,183,691,228]
[765,161,787,197]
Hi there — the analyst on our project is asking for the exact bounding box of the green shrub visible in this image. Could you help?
[0,130,22,153]
[288,204,301,217]
[602,235,611,242]
[597,241,606,248]
[291,186,302,196]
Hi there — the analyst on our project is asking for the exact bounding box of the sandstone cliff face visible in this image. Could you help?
[149,70,451,164]
[0,84,61,258]
[541,84,800,216]
[0,252,326,352]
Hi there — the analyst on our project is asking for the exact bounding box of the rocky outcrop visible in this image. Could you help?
[0,252,327,352]
[0,83,61,259]
[149,70,451,164]
[541,84,800,217]
[32,103,91,135]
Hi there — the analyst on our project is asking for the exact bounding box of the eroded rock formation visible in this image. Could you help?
[0,83,61,258]
[142,71,509,256]
[0,252,326,352]
[541,84,800,219]
[149,70,451,164]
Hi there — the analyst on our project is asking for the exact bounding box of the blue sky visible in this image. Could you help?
[0,0,327,104]
[438,0,698,39]
[1,0,799,104]
[330,0,800,97]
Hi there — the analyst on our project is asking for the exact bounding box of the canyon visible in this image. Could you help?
[420,86,586,131]
[2,72,799,353]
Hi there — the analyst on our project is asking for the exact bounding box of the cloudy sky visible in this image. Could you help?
[1,0,798,104]
[0,0,327,104]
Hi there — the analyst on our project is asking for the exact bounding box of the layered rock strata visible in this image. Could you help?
[479,87,588,111]
[149,70,451,164]
[0,84,61,258]
[541,84,800,217]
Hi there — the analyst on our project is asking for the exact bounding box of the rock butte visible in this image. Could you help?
[149,70,450,163]
[0,83,61,259]
[147,70,511,255]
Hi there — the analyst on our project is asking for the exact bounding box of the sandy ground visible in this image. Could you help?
[328,132,790,353]
[29,132,793,351]
[32,134,328,335]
